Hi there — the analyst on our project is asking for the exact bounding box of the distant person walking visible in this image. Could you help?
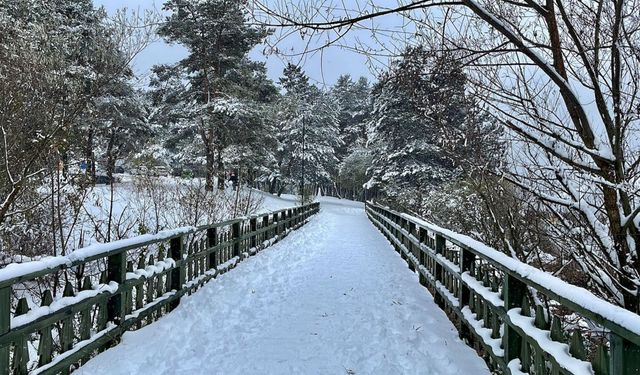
[229,171,238,190]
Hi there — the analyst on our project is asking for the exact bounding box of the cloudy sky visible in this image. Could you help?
[92,0,407,87]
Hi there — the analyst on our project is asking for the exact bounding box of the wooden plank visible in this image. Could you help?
[169,236,184,310]
[107,249,126,327]
[434,234,446,309]
[60,283,75,360]
[97,272,109,334]
[207,227,218,269]
[502,274,526,363]
[145,255,155,322]
[418,228,428,287]
[611,333,640,375]
[12,298,29,375]
[0,286,9,375]
[262,216,269,247]
[37,290,54,367]
[80,277,93,341]
[232,222,241,258]
[250,217,258,250]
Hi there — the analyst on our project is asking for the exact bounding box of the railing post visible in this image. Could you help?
[169,236,185,310]
[400,218,409,262]
[232,221,241,258]
[271,213,277,238]
[250,217,257,250]
[274,213,280,237]
[0,286,9,375]
[408,222,416,271]
[503,273,526,363]
[207,228,218,270]
[434,233,446,308]
[107,250,126,326]
[392,215,401,254]
[271,213,276,237]
[262,215,269,244]
[459,247,476,341]
[292,208,297,227]
[459,248,475,306]
[610,333,640,375]
[418,228,428,287]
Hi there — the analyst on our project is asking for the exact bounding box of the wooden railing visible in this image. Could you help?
[366,202,640,375]
[0,202,319,374]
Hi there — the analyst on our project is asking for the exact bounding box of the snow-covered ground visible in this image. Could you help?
[78,196,489,375]
[255,189,300,212]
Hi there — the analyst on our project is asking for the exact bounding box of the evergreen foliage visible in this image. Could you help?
[152,0,274,190]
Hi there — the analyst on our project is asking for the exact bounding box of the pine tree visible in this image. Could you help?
[331,75,371,198]
[331,75,371,158]
[155,0,271,190]
[397,50,495,169]
[274,64,341,196]
[365,49,464,209]
[92,79,149,181]
[338,146,373,200]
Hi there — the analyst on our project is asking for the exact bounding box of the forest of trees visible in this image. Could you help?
[1,0,640,315]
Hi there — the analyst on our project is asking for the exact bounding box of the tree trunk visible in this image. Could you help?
[201,126,215,192]
[105,130,116,183]
[85,127,95,183]
[205,146,214,191]
[216,145,225,190]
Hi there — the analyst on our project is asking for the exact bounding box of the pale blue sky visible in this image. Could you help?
[92,0,404,87]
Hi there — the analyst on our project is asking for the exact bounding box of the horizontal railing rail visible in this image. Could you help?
[0,202,320,374]
[366,201,640,375]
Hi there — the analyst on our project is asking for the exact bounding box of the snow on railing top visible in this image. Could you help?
[403,212,640,339]
[0,204,314,288]
[0,227,196,288]
[367,201,640,343]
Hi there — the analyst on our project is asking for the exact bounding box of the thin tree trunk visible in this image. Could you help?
[85,126,95,183]
[216,144,225,190]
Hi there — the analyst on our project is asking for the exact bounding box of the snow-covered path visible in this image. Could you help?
[79,197,489,375]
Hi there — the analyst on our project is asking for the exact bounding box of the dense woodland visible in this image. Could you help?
[1,0,640,316]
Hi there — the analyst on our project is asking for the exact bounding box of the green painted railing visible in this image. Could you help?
[366,202,640,375]
[0,202,319,374]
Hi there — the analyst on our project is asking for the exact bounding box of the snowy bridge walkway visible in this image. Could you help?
[78,198,489,375]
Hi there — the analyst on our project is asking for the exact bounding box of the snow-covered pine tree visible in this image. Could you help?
[274,64,341,196]
[155,0,271,190]
[366,48,497,211]
[331,75,371,198]
[331,75,371,157]
[92,79,149,181]
[394,48,498,171]
[338,146,373,201]
[366,83,456,209]
[365,65,456,209]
